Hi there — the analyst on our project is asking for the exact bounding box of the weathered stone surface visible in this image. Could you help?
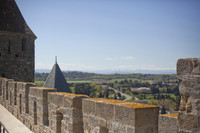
[177,58,200,76]
[48,92,87,133]
[82,98,159,133]
[177,58,200,133]
[114,105,135,126]
[135,108,159,133]
[95,102,114,121]
[82,98,96,115]
[0,0,36,82]
[159,114,178,133]
[178,112,199,130]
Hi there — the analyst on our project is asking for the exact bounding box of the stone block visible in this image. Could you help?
[30,87,56,98]
[82,99,96,115]
[177,58,200,75]
[99,118,107,127]
[114,105,135,126]
[159,114,178,133]
[178,112,199,130]
[88,115,99,127]
[127,126,135,133]
[48,92,65,107]
[95,101,114,121]
[72,109,83,122]
[135,108,159,133]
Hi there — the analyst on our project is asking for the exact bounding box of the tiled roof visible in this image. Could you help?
[0,0,36,36]
[43,60,71,93]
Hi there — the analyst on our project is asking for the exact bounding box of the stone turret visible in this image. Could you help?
[43,58,71,93]
[0,0,36,82]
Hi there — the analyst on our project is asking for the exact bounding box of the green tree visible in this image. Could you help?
[98,92,104,98]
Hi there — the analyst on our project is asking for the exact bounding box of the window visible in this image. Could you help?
[56,111,63,133]
[14,88,17,105]
[10,91,12,105]
[19,94,22,114]
[8,40,11,54]
[34,101,37,125]
[22,38,26,51]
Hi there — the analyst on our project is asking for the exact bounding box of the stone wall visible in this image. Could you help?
[0,77,160,133]
[177,58,200,133]
[159,114,178,133]
[82,98,159,133]
[48,92,87,133]
[0,31,36,82]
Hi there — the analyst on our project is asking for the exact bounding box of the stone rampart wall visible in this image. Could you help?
[0,77,159,133]
[82,98,159,133]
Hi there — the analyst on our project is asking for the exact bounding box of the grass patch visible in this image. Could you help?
[67,80,92,83]
[110,78,140,82]
[35,81,44,86]
[136,93,177,100]
[70,87,75,93]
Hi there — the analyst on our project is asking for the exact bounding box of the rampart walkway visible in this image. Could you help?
[0,104,32,133]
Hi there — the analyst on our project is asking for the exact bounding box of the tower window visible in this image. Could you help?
[15,54,19,58]
[2,73,5,77]
[22,38,26,51]
[8,40,11,54]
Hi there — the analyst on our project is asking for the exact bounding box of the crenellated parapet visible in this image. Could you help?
[28,87,56,132]
[82,98,159,133]
[0,77,159,133]
[159,113,178,133]
[48,92,88,133]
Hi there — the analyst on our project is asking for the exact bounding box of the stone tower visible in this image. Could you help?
[0,0,36,82]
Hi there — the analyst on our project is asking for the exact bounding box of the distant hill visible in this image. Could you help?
[35,69,176,74]
[35,70,177,82]
[35,69,51,73]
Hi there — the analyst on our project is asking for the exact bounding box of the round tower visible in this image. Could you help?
[0,0,36,82]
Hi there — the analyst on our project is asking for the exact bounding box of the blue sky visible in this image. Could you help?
[16,0,200,73]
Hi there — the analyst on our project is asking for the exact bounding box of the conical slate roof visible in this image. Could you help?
[43,60,71,93]
[0,0,36,36]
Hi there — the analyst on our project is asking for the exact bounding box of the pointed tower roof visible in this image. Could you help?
[43,58,71,93]
[0,0,36,37]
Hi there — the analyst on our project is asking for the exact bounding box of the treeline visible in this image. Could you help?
[70,83,120,99]
[35,71,177,82]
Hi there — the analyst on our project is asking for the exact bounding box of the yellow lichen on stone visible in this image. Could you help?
[161,113,178,118]
[50,92,87,97]
[90,98,157,108]
[32,87,56,90]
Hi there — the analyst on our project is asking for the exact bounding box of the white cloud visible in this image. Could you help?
[122,56,135,60]
[36,62,106,71]
[106,56,135,61]
[105,58,114,61]
[36,63,175,72]
[111,65,175,71]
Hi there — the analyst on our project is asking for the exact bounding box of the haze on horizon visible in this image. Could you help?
[16,0,200,73]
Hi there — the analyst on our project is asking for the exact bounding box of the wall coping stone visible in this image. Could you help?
[88,98,158,108]
[160,113,178,118]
